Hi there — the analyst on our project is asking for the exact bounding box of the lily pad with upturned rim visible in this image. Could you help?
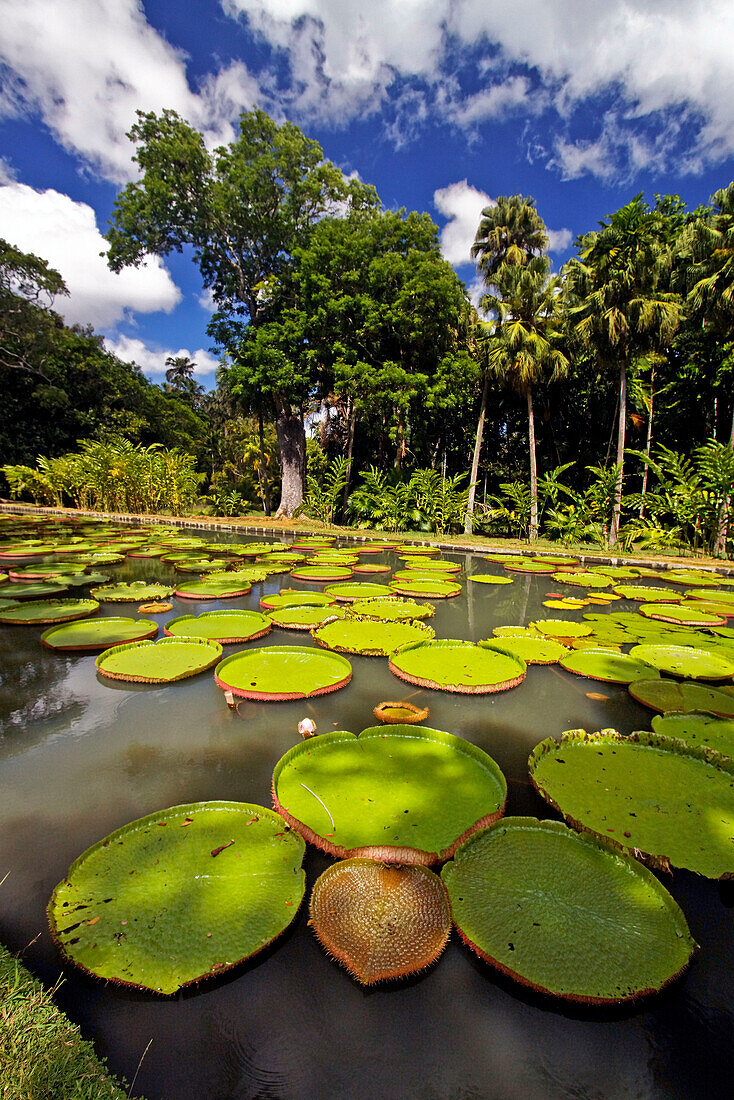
[651,712,734,755]
[373,701,429,724]
[3,581,70,599]
[325,582,394,602]
[530,619,594,640]
[267,604,349,631]
[529,728,734,878]
[90,582,175,603]
[0,598,99,625]
[164,610,272,644]
[469,574,514,585]
[272,724,507,864]
[174,578,253,600]
[629,643,734,681]
[312,615,435,656]
[441,817,696,1004]
[482,635,569,665]
[559,649,659,684]
[47,801,305,995]
[348,596,435,621]
[629,678,734,717]
[215,645,351,700]
[403,558,461,573]
[41,617,158,651]
[638,603,726,626]
[389,639,526,694]
[289,565,354,582]
[552,571,614,589]
[96,637,222,683]
[259,590,336,611]
[388,578,461,599]
[614,585,682,602]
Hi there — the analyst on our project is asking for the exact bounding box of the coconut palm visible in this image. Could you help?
[564,196,682,545]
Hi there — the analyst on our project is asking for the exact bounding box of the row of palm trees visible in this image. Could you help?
[465,184,734,547]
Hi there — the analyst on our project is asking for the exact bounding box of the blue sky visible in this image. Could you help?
[2,0,734,391]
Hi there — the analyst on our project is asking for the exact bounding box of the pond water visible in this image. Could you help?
[0,536,732,1099]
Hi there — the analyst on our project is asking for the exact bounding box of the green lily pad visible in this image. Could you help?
[663,571,721,587]
[441,818,695,1003]
[348,596,435,621]
[481,636,568,665]
[389,639,526,693]
[48,801,305,995]
[679,600,734,618]
[325,582,394,602]
[164,610,272,644]
[259,590,336,611]
[552,571,614,588]
[174,578,253,600]
[305,553,359,565]
[529,619,594,639]
[614,585,681,602]
[629,644,734,681]
[0,598,19,611]
[351,562,391,574]
[559,649,658,684]
[529,729,734,878]
[591,566,641,579]
[7,562,88,578]
[0,598,99,625]
[41,617,158,651]
[629,678,734,717]
[289,565,354,581]
[651,713,734,755]
[685,588,734,605]
[90,582,175,603]
[403,558,461,573]
[543,598,588,610]
[312,615,435,656]
[272,724,507,863]
[215,645,352,700]
[639,603,726,626]
[388,578,461,599]
[2,581,70,599]
[96,637,222,683]
[469,574,514,585]
[397,546,439,557]
[267,604,350,630]
[504,560,556,574]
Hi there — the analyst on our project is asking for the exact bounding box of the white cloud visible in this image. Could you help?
[104,335,219,378]
[546,227,573,253]
[0,183,181,328]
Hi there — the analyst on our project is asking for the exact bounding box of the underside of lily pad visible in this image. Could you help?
[442,818,696,1004]
[529,729,734,878]
[272,724,507,864]
[215,645,352,700]
[309,859,451,985]
[389,639,526,694]
[48,802,305,995]
[96,637,222,683]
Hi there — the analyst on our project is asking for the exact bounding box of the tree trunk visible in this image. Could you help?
[527,386,539,541]
[342,398,357,511]
[257,407,271,516]
[273,396,306,517]
[609,359,627,546]
[639,365,655,520]
[395,410,407,471]
[464,374,488,534]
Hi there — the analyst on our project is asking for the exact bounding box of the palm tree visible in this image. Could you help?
[564,196,682,545]
[464,195,549,535]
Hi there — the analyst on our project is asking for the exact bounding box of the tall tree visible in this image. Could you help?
[0,238,68,378]
[105,108,349,515]
[564,196,682,545]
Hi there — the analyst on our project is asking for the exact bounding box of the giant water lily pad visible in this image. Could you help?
[309,859,451,985]
[351,562,391,575]
[174,578,253,600]
[389,639,526,693]
[96,637,222,683]
[530,619,593,640]
[289,565,354,581]
[325,582,394,602]
[91,582,175,603]
[559,649,659,684]
[312,615,434,656]
[267,605,349,631]
[529,729,734,877]
[614,585,681,602]
[2,581,70,599]
[388,578,461,599]
[164,609,272,644]
[469,574,514,585]
[639,603,725,626]
[349,596,435,621]
[504,559,556,574]
[629,678,734,717]
[651,712,734,755]
[441,818,695,1003]
[41,617,158,652]
[215,645,351,700]
[0,598,99,625]
[552,571,614,588]
[272,725,507,863]
[403,558,461,573]
[48,801,305,995]
[629,643,734,681]
[482,635,568,665]
[260,590,336,611]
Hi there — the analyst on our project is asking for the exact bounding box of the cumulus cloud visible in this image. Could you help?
[104,335,219,378]
[0,183,181,328]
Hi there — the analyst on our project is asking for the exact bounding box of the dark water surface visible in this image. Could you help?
[1,541,732,1099]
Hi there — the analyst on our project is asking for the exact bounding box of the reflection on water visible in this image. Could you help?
[0,537,732,1099]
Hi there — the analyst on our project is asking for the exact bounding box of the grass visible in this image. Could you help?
[0,944,133,1100]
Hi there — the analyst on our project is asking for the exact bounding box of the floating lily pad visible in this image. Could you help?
[90,582,175,603]
[397,546,439,557]
[325,582,394,602]
[349,596,435,621]
[559,649,657,684]
[289,565,354,582]
[629,678,734,717]
[483,636,569,665]
[96,637,222,683]
[529,729,734,878]
[0,598,19,612]
[215,645,351,700]
[543,598,587,610]
[403,558,461,573]
[48,801,305,995]
[639,603,725,626]
[260,590,336,611]
[663,571,721,587]
[41,617,158,651]
[267,604,349,630]
[309,859,451,985]
[686,588,734,605]
[651,713,734,755]
[530,619,594,639]
[442,818,695,1003]
[351,562,391,574]
[388,578,461,599]
[0,598,99,625]
[174,578,253,600]
[389,639,526,694]
[7,561,88,579]
[469,574,514,585]
[629,643,734,681]
[3,581,70,599]
[312,615,434,656]
[552,571,614,588]
[504,560,556,574]
[272,725,507,863]
[373,701,430,724]
[591,566,641,579]
[392,569,454,582]
[164,610,272,644]
[614,585,681,602]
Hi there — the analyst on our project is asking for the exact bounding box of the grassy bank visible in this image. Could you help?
[0,945,131,1100]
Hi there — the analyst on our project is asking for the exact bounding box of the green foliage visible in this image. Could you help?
[303,454,350,524]
[347,466,471,535]
[410,469,473,536]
